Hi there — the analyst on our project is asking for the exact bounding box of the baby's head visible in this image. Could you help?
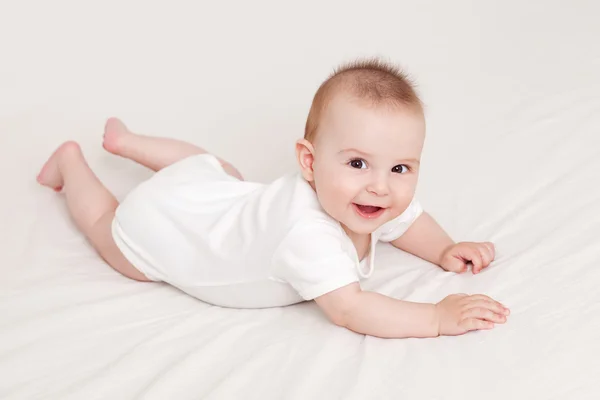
[297,58,425,235]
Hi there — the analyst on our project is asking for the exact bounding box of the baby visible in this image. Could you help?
[37,59,509,339]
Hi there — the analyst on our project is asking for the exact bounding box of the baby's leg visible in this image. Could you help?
[37,142,150,282]
[103,118,243,180]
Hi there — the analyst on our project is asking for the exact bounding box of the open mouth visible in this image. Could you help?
[353,203,386,219]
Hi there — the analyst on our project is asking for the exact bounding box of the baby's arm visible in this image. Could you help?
[391,212,495,274]
[316,283,438,338]
[315,283,509,338]
[391,212,454,265]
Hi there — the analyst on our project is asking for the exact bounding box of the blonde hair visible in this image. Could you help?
[304,58,422,142]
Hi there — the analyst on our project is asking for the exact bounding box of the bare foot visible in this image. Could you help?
[103,117,131,155]
[37,141,81,192]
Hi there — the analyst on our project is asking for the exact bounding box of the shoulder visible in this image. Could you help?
[266,172,338,229]
[276,214,349,256]
[375,198,424,242]
[279,172,324,210]
[270,211,359,298]
[266,172,352,257]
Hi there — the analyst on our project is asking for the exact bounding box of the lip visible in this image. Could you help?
[352,203,387,219]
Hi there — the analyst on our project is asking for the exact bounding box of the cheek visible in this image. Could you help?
[329,169,362,199]
[314,167,358,207]
[317,180,343,202]
[391,177,418,207]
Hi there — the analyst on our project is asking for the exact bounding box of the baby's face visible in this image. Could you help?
[310,94,425,235]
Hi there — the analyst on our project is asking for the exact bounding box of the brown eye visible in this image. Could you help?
[392,164,409,174]
[349,159,367,169]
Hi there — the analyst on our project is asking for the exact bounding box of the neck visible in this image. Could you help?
[341,224,369,242]
[341,224,371,260]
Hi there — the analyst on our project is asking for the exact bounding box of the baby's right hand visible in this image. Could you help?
[435,294,510,336]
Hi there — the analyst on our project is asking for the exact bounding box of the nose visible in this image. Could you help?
[366,172,390,196]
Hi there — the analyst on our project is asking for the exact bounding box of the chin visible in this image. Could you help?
[335,208,388,235]
[353,227,376,235]
[343,220,380,235]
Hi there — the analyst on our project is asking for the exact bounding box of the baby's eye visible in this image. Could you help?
[349,159,367,169]
[391,164,409,174]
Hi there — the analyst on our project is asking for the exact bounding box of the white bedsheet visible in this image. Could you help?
[2,1,600,399]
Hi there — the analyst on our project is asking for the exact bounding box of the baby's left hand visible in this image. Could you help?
[440,242,495,274]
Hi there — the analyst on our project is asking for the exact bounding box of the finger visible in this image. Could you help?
[468,294,495,302]
[461,318,494,332]
[485,242,496,258]
[463,307,507,324]
[468,300,510,316]
[467,248,483,274]
[445,256,468,273]
[478,243,495,270]
[484,242,496,260]
[478,245,492,268]
[467,294,510,311]
[480,242,495,262]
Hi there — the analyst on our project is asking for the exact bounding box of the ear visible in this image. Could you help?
[295,138,316,182]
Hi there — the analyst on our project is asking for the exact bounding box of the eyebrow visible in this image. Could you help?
[338,148,420,165]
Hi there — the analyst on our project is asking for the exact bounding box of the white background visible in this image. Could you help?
[1,1,600,399]
[1,0,598,215]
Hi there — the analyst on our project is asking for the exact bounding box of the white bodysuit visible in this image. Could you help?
[112,154,423,308]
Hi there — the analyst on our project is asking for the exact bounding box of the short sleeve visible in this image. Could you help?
[376,198,424,242]
[271,221,360,300]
